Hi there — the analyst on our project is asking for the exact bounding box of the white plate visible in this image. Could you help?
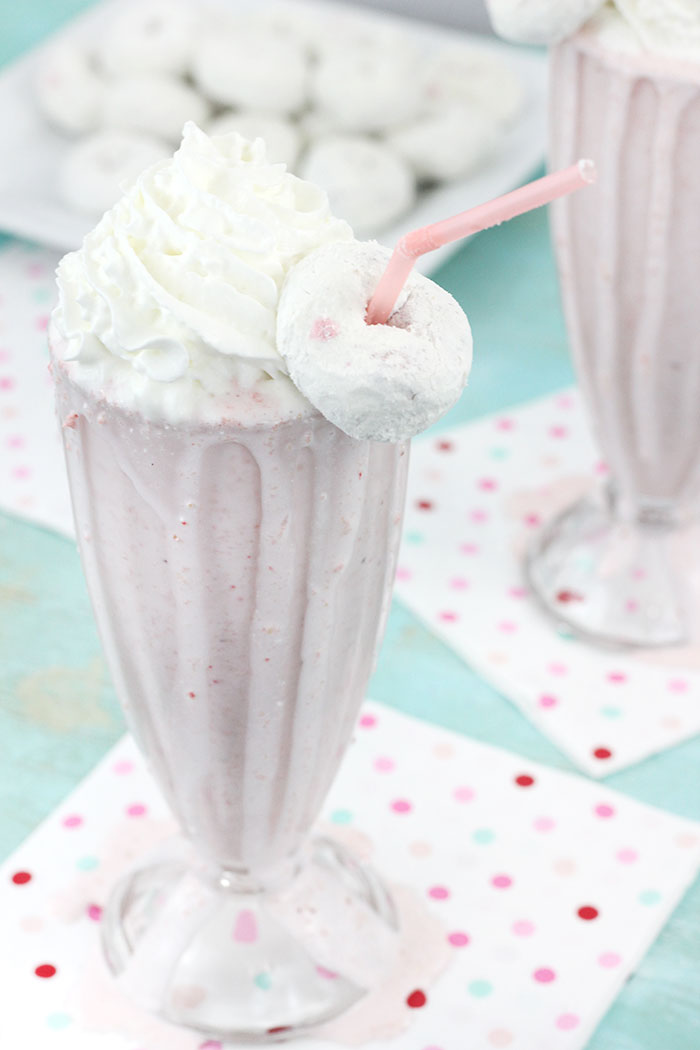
[0,0,548,274]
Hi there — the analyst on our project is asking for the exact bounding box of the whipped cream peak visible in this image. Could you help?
[53,122,352,422]
[486,0,700,60]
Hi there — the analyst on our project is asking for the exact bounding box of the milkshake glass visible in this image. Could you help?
[48,126,424,1040]
[527,10,700,647]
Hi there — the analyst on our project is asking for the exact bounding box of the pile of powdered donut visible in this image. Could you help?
[35,0,524,237]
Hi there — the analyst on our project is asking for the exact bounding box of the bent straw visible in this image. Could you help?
[365,159,597,326]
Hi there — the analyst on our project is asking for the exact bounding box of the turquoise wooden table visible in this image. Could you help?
[1,4,699,1048]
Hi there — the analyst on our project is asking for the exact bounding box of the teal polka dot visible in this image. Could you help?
[405,531,425,545]
[47,1013,72,1030]
[330,809,353,825]
[489,447,509,460]
[33,287,51,302]
[254,972,272,990]
[472,828,494,845]
[600,705,622,719]
[468,980,493,998]
[557,627,576,641]
[639,889,661,906]
[76,855,99,871]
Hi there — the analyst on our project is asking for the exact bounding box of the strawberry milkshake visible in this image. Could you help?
[489,0,700,647]
[50,124,472,1037]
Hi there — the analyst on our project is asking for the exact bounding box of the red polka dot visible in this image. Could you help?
[35,964,56,978]
[11,871,32,885]
[436,440,453,452]
[448,931,469,947]
[428,885,450,900]
[593,747,613,760]
[578,905,599,921]
[555,589,583,604]
[406,989,427,1008]
[417,500,433,511]
[515,774,535,787]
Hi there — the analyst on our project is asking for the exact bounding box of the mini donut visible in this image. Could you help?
[192,27,308,114]
[205,112,301,169]
[426,45,524,127]
[95,0,199,76]
[34,41,105,136]
[311,46,425,133]
[277,240,472,443]
[102,74,209,144]
[485,0,605,45]
[299,137,415,237]
[59,131,168,215]
[387,104,499,182]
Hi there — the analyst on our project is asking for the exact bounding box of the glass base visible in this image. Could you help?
[101,836,399,1042]
[526,494,689,648]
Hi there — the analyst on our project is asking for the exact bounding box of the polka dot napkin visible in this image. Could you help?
[0,242,73,536]
[395,390,700,777]
[2,703,699,1050]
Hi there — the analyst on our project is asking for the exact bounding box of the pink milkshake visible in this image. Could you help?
[488,0,700,646]
[51,125,472,1037]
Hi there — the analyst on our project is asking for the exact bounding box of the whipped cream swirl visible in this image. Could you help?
[53,122,351,421]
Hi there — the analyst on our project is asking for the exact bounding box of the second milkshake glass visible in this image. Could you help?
[528,24,700,647]
[53,353,408,1040]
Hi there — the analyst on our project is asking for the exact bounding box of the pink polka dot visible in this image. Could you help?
[668,678,688,693]
[556,1014,580,1031]
[359,713,376,728]
[448,931,469,947]
[598,952,621,968]
[449,576,469,590]
[617,848,638,864]
[607,671,627,684]
[509,586,527,599]
[0,349,10,363]
[36,314,49,331]
[524,512,541,527]
[0,376,15,391]
[498,620,517,633]
[12,466,31,480]
[555,393,575,409]
[62,815,83,828]
[539,693,558,709]
[595,804,615,818]
[460,542,479,555]
[86,904,102,922]
[534,968,556,983]
[512,920,535,937]
[533,817,556,832]
[391,799,412,814]
[113,759,134,775]
[478,477,498,491]
[549,425,568,438]
[395,566,412,582]
[594,460,609,475]
[374,756,395,772]
[625,599,639,613]
[6,435,24,448]
[428,885,450,900]
[200,1042,223,1050]
[27,261,44,278]
[316,965,338,980]
[470,508,488,523]
[454,786,475,803]
[126,803,147,817]
[492,874,512,889]
[496,418,514,431]
[438,610,459,622]
[548,662,568,676]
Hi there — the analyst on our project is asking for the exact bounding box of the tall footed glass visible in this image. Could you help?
[527,25,700,647]
[53,351,409,1040]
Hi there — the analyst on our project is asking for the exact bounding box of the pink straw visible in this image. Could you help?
[365,159,596,326]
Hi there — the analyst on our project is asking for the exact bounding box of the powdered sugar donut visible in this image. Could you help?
[311,46,424,132]
[206,112,301,169]
[59,131,168,215]
[426,46,524,127]
[102,74,209,143]
[388,104,499,182]
[277,240,472,443]
[34,41,105,136]
[300,137,415,237]
[485,0,605,44]
[192,27,308,114]
[95,0,198,76]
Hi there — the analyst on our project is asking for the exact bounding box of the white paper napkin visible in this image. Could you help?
[395,390,700,776]
[1,702,699,1050]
